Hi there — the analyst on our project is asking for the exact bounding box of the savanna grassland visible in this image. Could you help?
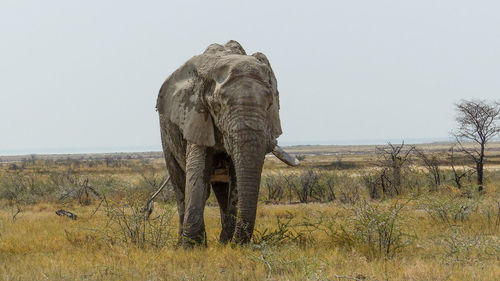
[1,143,500,280]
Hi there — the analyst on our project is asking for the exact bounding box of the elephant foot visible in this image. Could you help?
[181,240,207,249]
[175,238,184,248]
[179,232,207,249]
[233,223,254,244]
[219,232,233,244]
[219,216,236,244]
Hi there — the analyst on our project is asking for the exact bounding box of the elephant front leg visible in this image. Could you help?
[162,149,186,245]
[182,143,210,247]
[212,182,237,243]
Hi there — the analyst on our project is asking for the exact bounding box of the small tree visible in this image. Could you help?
[414,148,442,191]
[453,99,500,191]
[375,142,415,196]
[448,145,475,190]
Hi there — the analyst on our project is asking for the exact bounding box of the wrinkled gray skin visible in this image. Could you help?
[157,40,286,247]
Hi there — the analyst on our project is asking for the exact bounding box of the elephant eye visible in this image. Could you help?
[214,103,221,114]
[206,95,221,114]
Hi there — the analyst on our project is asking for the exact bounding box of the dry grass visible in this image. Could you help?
[2,145,500,280]
[2,193,500,280]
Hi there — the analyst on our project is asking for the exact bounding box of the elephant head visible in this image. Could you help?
[157,40,296,243]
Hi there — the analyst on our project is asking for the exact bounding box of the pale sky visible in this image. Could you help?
[1,1,499,154]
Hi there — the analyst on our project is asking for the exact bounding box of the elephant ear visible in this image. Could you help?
[157,61,216,147]
[252,52,283,138]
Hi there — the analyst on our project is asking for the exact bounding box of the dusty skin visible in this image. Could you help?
[157,40,295,247]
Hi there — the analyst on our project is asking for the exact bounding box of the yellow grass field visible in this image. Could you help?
[1,143,500,280]
[2,198,500,280]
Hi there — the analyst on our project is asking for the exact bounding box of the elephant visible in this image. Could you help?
[156,40,297,247]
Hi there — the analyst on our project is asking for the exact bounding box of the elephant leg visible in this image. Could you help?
[163,149,186,243]
[182,143,211,247]
[160,117,188,244]
[212,181,237,243]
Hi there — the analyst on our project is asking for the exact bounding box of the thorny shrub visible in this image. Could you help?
[262,173,288,202]
[324,200,415,259]
[252,212,321,248]
[100,190,176,249]
[313,171,336,202]
[293,168,320,203]
[335,173,360,204]
[0,172,56,205]
[136,168,173,203]
[418,193,480,225]
[438,226,500,262]
[480,198,500,233]
[261,170,352,204]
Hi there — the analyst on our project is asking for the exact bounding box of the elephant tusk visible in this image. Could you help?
[142,176,171,220]
[272,145,299,166]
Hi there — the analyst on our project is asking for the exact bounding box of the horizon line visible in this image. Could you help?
[0,137,460,157]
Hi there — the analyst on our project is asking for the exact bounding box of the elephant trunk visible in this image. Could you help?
[230,132,266,244]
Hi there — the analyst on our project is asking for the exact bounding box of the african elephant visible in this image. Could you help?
[156,40,297,247]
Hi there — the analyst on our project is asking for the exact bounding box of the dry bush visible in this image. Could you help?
[438,226,500,263]
[0,172,56,215]
[361,172,381,199]
[324,200,414,259]
[418,193,480,225]
[262,170,339,203]
[0,171,71,220]
[57,175,100,206]
[476,197,500,233]
[414,148,443,191]
[447,146,476,189]
[252,216,306,248]
[136,168,173,203]
[335,173,360,204]
[101,191,176,249]
[262,173,287,202]
[262,169,336,203]
[293,168,320,203]
[375,142,415,197]
[252,212,320,248]
[313,171,336,202]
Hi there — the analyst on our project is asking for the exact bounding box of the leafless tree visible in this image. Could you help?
[375,142,415,196]
[453,99,500,191]
[448,145,475,189]
[30,154,36,165]
[414,148,441,191]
